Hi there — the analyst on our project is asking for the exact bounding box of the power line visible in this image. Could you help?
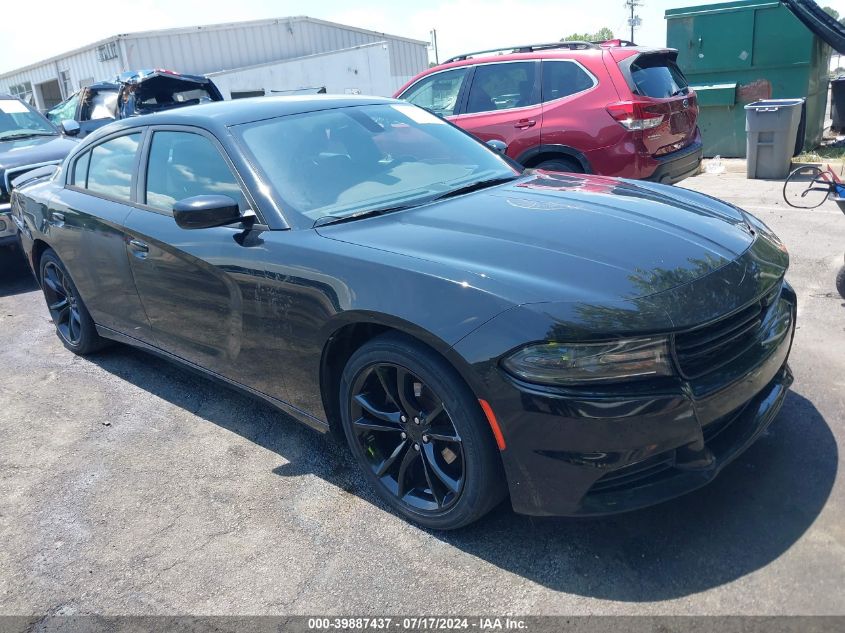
[625,0,643,43]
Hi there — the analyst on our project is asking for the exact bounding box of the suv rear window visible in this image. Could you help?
[628,55,689,98]
[541,61,595,102]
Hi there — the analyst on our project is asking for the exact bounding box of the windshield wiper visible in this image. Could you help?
[0,131,57,141]
[431,176,517,202]
[313,203,416,228]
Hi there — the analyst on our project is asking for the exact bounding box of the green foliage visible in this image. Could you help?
[562,27,614,43]
[821,6,845,25]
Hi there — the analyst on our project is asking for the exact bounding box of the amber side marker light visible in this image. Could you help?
[478,399,506,451]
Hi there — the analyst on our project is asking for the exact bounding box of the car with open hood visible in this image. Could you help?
[46,69,224,138]
[11,96,794,529]
[0,94,78,248]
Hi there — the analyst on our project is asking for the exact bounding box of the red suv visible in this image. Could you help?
[394,41,702,183]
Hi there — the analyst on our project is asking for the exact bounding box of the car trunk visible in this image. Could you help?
[611,49,699,157]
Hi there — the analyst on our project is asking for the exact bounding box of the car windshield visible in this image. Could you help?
[234,102,517,222]
[0,99,56,139]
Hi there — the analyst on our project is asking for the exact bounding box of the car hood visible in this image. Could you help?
[0,135,78,173]
[316,173,758,304]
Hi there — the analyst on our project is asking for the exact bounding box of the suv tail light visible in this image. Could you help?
[606,101,665,130]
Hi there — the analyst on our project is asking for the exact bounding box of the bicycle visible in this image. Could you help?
[782,163,845,209]
[783,163,845,299]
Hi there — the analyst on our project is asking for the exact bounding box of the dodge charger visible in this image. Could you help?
[11,96,795,529]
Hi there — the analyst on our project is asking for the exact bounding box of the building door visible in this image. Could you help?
[36,79,63,109]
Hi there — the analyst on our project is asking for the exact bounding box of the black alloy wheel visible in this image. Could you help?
[340,333,506,529]
[39,249,105,355]
[42,260,83,346]
[349,362,465,511]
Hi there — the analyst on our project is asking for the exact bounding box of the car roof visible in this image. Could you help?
[421,44,669,73]
[95,94,398,131]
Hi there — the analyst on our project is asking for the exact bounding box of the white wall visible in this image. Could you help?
[0,17,428,108]
[208,42,397,99]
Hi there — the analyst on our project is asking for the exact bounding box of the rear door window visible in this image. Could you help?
[72,151,90,187]
[628,55,689,98]
[464,62,539,114]
[541,61,595,102]
[85,132,141,201]
[400,67,469,117]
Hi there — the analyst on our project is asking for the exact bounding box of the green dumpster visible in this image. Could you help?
[666,0,831,158]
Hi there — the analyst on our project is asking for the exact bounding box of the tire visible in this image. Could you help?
[39,249,107,355]
[533,157,583,174]
[837,265,845,300]
[339,333,507,529]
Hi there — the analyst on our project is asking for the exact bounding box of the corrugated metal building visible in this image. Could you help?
[0,16,429,109]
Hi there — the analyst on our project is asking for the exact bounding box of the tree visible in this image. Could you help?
[822,6,845,25]
[562,27,614,43]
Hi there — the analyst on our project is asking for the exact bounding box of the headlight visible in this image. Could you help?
[501,337,673,386]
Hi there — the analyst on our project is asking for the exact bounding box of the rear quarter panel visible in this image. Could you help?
[539,55,627,158]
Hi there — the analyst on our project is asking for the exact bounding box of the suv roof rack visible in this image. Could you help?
[593,39,638,47]
[443,41,598,64]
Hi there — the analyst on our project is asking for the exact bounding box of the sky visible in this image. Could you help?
[4,0,845,74]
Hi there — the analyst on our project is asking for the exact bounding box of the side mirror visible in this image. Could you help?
[60,120,80,136]
[486,139,508,154]
[173,195,242,230]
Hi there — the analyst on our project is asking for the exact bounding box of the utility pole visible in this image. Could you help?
[430,29,439,65]
[625,0,643,43]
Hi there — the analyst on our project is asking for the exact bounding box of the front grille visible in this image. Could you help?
[673,299,768,379]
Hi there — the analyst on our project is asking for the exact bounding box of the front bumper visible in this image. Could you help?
[464,284,796,517]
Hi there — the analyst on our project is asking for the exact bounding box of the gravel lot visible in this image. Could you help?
[0,169,843,616]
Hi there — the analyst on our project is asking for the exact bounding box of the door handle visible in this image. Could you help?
[128,238,149,258]
[514,119,536,129]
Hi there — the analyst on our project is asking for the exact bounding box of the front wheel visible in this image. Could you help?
[39,249,107,355]
[339,333,506,529]
[533,158,582,174]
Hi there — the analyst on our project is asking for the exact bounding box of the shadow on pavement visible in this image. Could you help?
[0,244,38,297]
[88,345,836,602]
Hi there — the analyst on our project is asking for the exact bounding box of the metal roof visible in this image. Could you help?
[0,16,427,79]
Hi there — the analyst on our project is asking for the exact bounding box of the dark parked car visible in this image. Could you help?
[46,69,223,138]
[395,41,702,183]
[0,94,78,248]
[12,96,794,529]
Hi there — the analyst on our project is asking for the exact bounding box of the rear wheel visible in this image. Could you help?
[783,165,832,209]
[533,157,582,174]
[39,249,106,355]
[339,333,506,529]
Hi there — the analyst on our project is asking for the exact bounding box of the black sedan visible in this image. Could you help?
[11,96,795,529]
